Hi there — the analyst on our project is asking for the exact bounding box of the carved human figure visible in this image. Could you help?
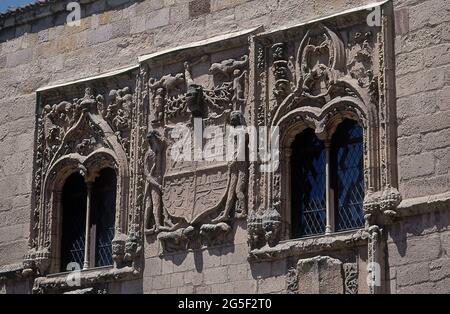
[144,130,165,234]
[152,88,165,123]
[232,69,246,111]
[211,111,248,223]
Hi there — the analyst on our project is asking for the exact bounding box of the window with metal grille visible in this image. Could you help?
[92,168,117,267]
[290,119,365,238]
[60,167,116,272]
[331,119,365,231]
[291,128,326,238]
[61,172,87,271]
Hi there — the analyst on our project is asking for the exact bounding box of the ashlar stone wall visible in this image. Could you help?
[0,0,449,294]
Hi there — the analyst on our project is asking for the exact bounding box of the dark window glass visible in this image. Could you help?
[291,128,326,238]
[61,172,87,272]
[331,119,365,231]
[92,168,117,267]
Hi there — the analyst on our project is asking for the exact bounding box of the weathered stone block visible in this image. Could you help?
[402,93,437,124]
[189,0,211,18]
[233,279,257,294]
[394,7,409,36]
[146,7,170,30]
[6,48,32,67]
[178,285,194,293]
[130,15,146,34]
[423,128,450,151]
[388,235,441,266]
[409,0,450,32]
[211,282,234,293]
[170,272,184,288]
[400,175,449,198]
[203,248,221,268]
[203,266,228,284]
[258,276,285,294]
[296,256,344,294]
[152,274,171,290]
[399,152,435,180]
[398,134,422,156]
[429,258,450,282]
[397,281,435,294]
[169,4,190,24]
[220,244,248,265]
[228,263,249,282]
[184,270,203,286]
[211,0,247,12]
[88,24,113,45]
[396,262,430,287]
[397,68,445,98]
[144,257,162,277]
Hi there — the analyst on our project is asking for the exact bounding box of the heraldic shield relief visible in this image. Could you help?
[142,37,251,252]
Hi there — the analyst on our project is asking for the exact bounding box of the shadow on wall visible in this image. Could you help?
[144,219,249,273]
[389,209,450,256]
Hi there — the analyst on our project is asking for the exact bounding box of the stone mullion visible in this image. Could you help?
[83,182,93,270]
[325,141,335,234]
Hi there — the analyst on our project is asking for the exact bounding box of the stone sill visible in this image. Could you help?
[33,265,139,293]
[248,229,368,262]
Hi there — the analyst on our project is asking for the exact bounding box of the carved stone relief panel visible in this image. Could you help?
[141,35,253,253]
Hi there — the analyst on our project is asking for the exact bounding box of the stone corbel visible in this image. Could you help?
[200,222,232,247]
[247,208,282,250]
[22,247,51,277]
[157,226,196,253]
[363,185,402,226]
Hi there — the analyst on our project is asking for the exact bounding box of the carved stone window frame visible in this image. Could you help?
[23,72,144,293]
[279,105,366,240]
[247,3,401,294]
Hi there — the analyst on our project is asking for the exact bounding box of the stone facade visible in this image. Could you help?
[0,0,449,294]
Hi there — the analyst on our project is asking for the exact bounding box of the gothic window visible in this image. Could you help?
[290,119,365,239]
[60,167,117,272]
[331,119,365,232]
[61,172,87,271]
[92,168,117,267]
[290,128,326,238]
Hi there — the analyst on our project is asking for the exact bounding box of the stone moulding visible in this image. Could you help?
[248,229,369,262]
[32,265,139,294]
[397,191,450,218]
